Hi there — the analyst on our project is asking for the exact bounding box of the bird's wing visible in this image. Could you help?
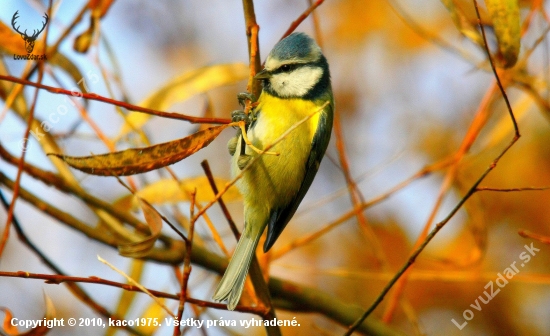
[263,99,334,252]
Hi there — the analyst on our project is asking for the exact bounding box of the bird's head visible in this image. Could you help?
[255,32,330,99]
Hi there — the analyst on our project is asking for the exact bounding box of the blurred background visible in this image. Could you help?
[1,0,550,335]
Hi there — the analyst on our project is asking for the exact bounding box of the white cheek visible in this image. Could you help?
[270,67,322,97]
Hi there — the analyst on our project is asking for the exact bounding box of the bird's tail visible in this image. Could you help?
[212,228,262,310]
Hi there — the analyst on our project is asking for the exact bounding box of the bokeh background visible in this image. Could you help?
[1,0,550,335]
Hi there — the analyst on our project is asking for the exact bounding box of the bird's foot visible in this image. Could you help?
[237,92,256,108]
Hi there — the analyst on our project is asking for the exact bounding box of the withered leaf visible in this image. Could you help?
[49,124,229,176]
[118,198,163,258]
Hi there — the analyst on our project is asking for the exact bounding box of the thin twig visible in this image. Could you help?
[475,7,519,136]
[281,0,325,40]
[345,138,519,335]
[477,186,550,192]
[0,75,230,125]
[201,160,240,239]
[98,255,176,318]
[160,214,188,243]
[345,0,521,333]
[0,270,264,314]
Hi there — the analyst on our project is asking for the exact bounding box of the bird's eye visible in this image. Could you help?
[280,64,293,72]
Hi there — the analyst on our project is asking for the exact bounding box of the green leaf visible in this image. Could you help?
[49,124,229,176]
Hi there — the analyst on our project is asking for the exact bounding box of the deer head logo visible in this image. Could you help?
[11,11,49,54]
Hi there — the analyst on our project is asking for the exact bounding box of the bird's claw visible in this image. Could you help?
[237,92,256,108]
[231,109,257,126]
[231,109,248,123]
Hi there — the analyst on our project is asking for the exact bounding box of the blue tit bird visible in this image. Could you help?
[213,32,334,310]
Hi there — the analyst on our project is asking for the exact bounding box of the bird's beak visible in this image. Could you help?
[254,68,271,79]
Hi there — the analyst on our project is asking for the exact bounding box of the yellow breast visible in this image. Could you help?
[252,93,321,146]
[231,92,322,212]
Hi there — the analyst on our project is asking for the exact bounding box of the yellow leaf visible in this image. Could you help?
[135,176,241,206]
[49,124,230,176]
[73,17,95,53]
[486,0,521,68]
[137,298,166,335]
[440,0,483,46]
[116,63,248,139]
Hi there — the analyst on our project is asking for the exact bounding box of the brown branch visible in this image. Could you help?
[0,190,145,336]
[0,268,403,334]
[242,0,262,98]
[0,75,230,125]
[237,4,279,333]
[0,271,263,314]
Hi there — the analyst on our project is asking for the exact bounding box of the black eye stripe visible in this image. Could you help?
[274,63,300,74]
